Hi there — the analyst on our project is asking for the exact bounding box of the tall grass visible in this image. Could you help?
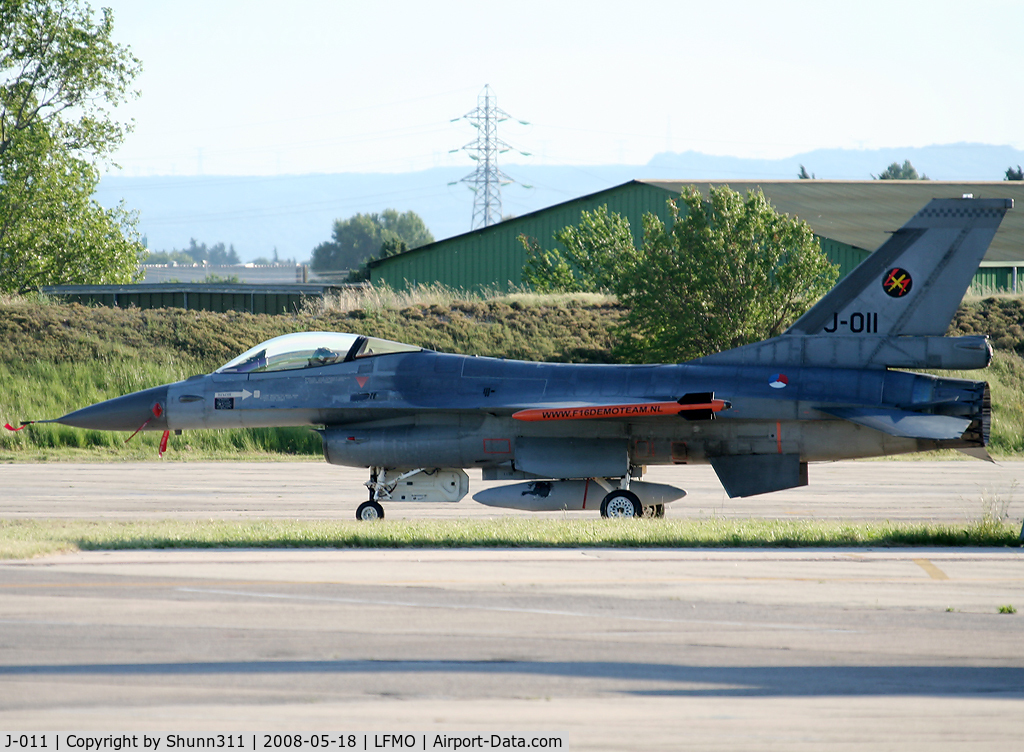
[0,291,621,457]
[310,282,616,315]
[1,291,1023,459]
[0,360,322,457]
[937,349,1024,455]
[1,517,1018,559]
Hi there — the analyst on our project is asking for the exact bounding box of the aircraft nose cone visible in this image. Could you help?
[56,385,170,432]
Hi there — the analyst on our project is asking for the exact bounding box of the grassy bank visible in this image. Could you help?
[2,290,1024,458]
[0,290,622,458]
[1,517,1019,559]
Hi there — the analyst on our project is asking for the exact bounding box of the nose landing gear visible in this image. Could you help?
[356,500,385,521]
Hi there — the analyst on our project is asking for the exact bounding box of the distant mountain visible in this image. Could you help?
[645,142,1024,181]
[97,143,1024,263]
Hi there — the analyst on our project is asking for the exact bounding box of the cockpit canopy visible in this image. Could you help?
[216,332,421,374]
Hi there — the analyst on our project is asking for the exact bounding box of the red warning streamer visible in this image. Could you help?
[125,403,164,444]
[124,417,152,443]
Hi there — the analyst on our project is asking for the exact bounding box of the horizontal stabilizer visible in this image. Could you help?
[820,406,971,440]
[692,334,992,370]
[956,446,995,463]
[709,454,807,498]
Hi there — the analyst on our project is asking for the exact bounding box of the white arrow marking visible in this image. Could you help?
[215,389,253,400]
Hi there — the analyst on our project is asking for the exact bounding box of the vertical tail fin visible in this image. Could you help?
[786,197,1012,337]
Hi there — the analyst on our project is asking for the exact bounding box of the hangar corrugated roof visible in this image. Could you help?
[641,180,1024,263]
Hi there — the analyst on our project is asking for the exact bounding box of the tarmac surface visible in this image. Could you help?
[2,459,1023,521]
[2,460,1024,750]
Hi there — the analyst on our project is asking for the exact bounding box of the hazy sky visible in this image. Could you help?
[101,0,1024,177]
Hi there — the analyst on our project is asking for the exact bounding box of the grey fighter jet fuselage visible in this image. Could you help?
[23,197,1011,520]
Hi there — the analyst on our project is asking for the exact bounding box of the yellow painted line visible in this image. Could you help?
[913,558,950,580]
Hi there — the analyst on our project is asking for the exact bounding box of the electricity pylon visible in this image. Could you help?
[450,85,530,230]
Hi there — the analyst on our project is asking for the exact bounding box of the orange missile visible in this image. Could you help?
[512,398,729,422]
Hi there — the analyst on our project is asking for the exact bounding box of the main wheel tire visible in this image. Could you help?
[600,490,642,519]
[356,500,385,521]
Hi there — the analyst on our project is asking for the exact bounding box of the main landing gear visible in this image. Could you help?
[597,470,667,519]
[596,491,666,518]
[599,490,642,518]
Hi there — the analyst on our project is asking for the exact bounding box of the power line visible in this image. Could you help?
[449,85,531,230]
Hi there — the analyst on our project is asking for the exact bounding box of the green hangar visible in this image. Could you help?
[368,180,1024,293]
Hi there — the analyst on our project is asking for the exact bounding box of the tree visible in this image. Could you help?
[797,164,815,179]
[144,248,196,265]
[520,205,638,292]
[518,236,577,292]
[873,160,928,180]
[203,241,241,265]
[311,209,433,273]
[144,240,240,266]
[0,0,141,162]
[1005,165,1024,181]
[1,121,142,291]
[613,185,838,363]
[0,0,144,293]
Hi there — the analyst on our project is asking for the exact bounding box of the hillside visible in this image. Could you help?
[0,294,623,371]
[0,294,622,459]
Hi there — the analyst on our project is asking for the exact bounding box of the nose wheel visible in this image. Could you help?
[356,500,385,521]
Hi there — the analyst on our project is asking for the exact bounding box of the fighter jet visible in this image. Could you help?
[10,197,1011,520]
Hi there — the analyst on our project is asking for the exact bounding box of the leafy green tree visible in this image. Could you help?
[381,208,434,250]
[144,240,241,266]
[520,205,638,292]
[144,249,196,265]
[613,186,839,363]
[873,160,928,180]
[378,236,408,259]
[1,122,142,291]
[519,235,577,292]
[204,241,241,265]
[1005,165,1023,181]
[0,0,144,293]
[797,164,815,179]
[311,209,433,273]
[0,0,140,162]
